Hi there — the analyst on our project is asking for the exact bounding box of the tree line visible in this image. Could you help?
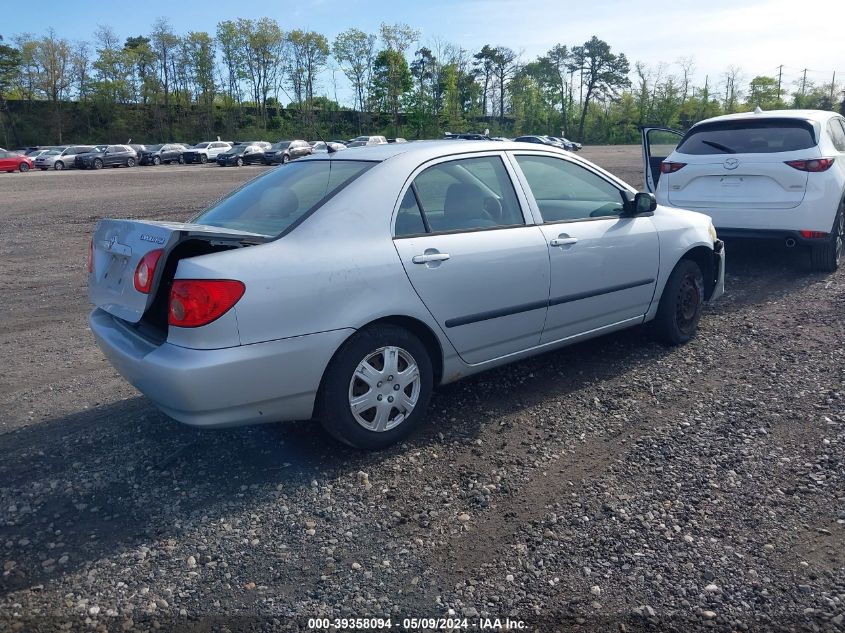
[0,20,843,146]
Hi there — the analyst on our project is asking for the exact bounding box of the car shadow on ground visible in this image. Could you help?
[0,240,826,597]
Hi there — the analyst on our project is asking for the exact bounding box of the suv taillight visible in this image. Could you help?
[168,280,245,328]
[660,162,687,174]
[133,249,163,294]
[785,158,835,172]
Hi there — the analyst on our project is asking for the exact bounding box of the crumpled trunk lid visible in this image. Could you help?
[89,219,265,324]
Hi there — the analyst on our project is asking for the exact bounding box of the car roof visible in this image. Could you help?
[302,139,589,164]
[695,109,841,127]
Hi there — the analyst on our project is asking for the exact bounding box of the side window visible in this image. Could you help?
[515,155,625,222]
[829,119,845,153]
[394,189,427,237]
[412,156,524,233]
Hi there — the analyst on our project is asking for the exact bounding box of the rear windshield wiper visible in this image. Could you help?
[701,139,736,154]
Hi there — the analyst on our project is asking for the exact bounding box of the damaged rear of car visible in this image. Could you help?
[87,159,374,427]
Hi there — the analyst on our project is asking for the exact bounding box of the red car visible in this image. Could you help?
[0,150,33,173]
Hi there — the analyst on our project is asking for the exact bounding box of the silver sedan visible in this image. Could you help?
[88,141,724,449]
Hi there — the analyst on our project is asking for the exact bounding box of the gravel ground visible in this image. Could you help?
[0,148,843,632]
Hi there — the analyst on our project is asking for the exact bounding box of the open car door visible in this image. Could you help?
[641,127,684,192]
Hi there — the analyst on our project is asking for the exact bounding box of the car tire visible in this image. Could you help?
[126,157,135,167]
[651,258,705,345]
[809,201,844,273]
[178,155,185,164]
[93,159,103,170]
[19,163,30,172]
[318,325,433,450]
[282,154,290,164]
[153,156,160,166]
[236,157,243,167]
[199,154,208,164]
[54,161,64,171]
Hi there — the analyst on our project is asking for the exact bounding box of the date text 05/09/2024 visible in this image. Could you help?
[306,617,528,630]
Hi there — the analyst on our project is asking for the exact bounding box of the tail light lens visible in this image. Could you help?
[168,279,245,328]
[88,238,94,273]
[799,230,829,239]
[660,162,687,174]
[785,158,835,172]
[133,249,164,293]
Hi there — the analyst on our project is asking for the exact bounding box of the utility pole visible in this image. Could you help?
[776,65,783,102]
[830,71,836,106]
[801,68,808,97]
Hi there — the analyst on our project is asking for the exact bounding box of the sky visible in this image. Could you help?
[5,0,845,105]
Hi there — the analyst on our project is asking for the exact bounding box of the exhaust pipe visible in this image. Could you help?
[785,238,796,248]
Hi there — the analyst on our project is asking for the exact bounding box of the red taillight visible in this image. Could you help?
[133,249,164,294]
[168,279,245,328]
[660,161,687,174]
[799,230,829,239]
[88,238,93,273]
[784,158,835,172]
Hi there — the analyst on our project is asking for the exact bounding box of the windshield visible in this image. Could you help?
[192,160,374,236]
[45,150,62,156]
[677,119,817,155]
[271,142,292,150]
[147,144,164,151]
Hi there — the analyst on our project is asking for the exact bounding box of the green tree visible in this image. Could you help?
[286,30,329,119]
[0,35,22,146]
[371,49,411,135]
[570,36,630,142]
[33,28,74,142]
[747,75,781,109]
[332,28,376,128]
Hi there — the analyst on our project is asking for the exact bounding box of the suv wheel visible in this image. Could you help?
[152,156,160,166]
[54,161,64,170]
[126,157,135,167]
[319,325,433,450]
[236,157,244,167]
[199,154,208,164]
[651,258,704,345]
[810,201,845,272]
[93,159,103,170]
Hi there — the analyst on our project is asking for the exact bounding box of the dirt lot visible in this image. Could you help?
[0,147,843,632]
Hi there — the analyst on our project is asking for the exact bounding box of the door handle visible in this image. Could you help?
[550,237,578,247]
[412,253,450,264]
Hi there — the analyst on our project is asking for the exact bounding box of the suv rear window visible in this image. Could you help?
[192,160,374,237]
[677,119,816,155]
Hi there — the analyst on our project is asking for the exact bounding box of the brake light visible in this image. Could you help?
[660,162,686,174]
[133,249,164,293]
[168,279,245,328]
[799,230,829,239]
[785,158,835,172]
[88,238,93,273]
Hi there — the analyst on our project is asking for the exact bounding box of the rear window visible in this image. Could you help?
[677,119,816,155]
[192,160,374,236]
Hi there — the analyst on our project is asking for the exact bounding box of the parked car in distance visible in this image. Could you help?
[347,135,388,147]
[216,142,269,167]
[138,144,188,166]
[75,145,137,170]
[309,141,347,153]
[25,148,61,159]
[35,145,98,170]
[643,109,845,271]
[387,138,408,144]
[549,136,582,151]
[263,140,312,165]
[0,150,33,172]
[330,140,348,147]
[514,135,562,148]
[445,133,490,140]
[182,141,232,164]
[88,140,724,450]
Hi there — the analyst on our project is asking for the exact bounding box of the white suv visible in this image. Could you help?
[182,141,232,164]
[643,109,845,271]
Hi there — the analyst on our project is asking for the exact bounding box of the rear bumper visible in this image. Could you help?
[89,308,353,428]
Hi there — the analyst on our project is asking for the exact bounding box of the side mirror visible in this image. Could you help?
[626,191,657,215]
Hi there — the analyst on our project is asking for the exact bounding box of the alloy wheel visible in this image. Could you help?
[347,346,421,432]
